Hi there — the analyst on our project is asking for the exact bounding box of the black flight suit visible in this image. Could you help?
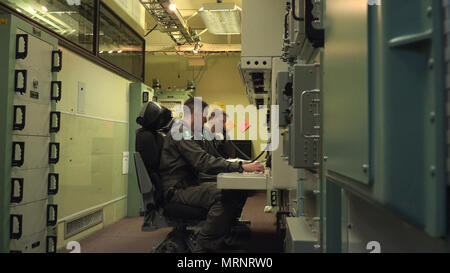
[159,120,247,250]
[202,126,237,159]
[199,127,237,182]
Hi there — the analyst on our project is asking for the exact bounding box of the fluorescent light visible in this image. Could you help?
[108,50,114,54]
[199,3,241,35]
[117,50,123,53]
[42,6,48,12]
[99,51,104,53]
[28,7,36,13]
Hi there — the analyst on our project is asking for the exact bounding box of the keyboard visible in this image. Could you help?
[217,171,271,190]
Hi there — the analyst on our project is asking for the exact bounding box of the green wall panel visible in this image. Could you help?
[323,0,370,185]
[323,0,446,238]
[127,82,154,217]
[54,114,128,219]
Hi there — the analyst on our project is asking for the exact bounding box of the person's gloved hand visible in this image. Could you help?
[242,162,265,172]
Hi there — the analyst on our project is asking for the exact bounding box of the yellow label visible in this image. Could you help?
[0,18,8,25]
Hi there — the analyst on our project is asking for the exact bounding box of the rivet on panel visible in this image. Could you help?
[430,112,436,123]
[428,58,434,69]
[430,165,436,176]
[362,164,369,173]
[427,6,432,17]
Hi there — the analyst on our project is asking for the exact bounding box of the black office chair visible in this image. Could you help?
[134,102,207,253]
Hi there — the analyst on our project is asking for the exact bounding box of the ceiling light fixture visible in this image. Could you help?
[168,0,177,11]
[193,43,200,54]
[42,6,48,12]
[198,2,241,35]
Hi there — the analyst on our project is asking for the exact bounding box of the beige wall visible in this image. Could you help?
[145,54,268,156]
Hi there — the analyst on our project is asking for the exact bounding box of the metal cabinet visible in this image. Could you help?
[322,0,446,237]
[0,15,61,253]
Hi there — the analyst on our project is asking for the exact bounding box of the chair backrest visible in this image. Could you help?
[134,152,154,206]
[135,128,165,208]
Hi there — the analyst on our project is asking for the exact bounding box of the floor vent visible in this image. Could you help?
[65,210,103,239]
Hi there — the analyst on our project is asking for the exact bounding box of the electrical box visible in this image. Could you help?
[239,0,285,106]
[285,217,320,253]
[288,64,320,169]
[271,131,298,190]
[0,15,61,253]
[323,0,447,237]
[241,0,284,57]
[283,0,324,62]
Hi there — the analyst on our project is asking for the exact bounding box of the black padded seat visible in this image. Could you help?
[163,203,207,220]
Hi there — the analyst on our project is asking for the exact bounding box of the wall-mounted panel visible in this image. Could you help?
[323,0,370,185]
[323,0,447,238]
[54,114,128,219]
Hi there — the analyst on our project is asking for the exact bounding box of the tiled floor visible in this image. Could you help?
[64,191,282,253]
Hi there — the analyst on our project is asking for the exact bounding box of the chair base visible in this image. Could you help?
[151,227,199,253]
[151,220,251,253]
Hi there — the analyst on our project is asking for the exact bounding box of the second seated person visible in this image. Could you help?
[158,97,264,252]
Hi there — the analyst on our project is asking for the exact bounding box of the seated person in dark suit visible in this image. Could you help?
[200,108,239,182]
[159,97,264,252]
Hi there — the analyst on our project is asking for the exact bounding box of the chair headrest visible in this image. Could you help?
[136,101,173,131]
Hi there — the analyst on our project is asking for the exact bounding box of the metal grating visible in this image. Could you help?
[444,0,450,185]
[65,210,103,239]
[140,0,196,45]
[158,99,184,118]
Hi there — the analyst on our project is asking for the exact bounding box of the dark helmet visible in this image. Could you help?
[136,101,173,130]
